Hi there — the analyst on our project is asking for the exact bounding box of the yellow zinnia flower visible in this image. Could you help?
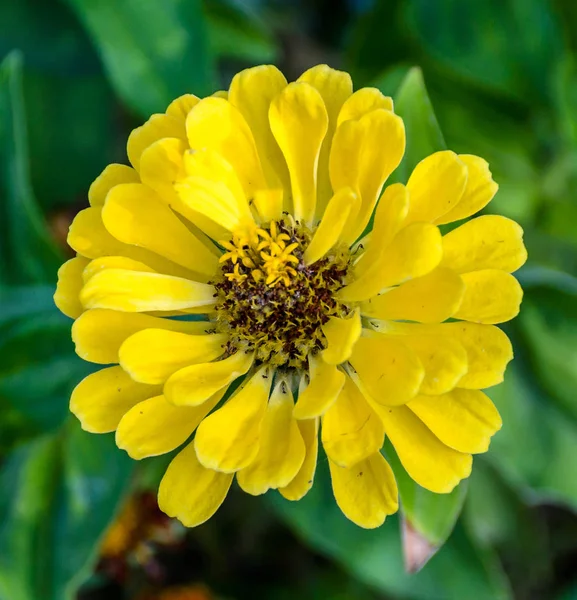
[54,64,527,529]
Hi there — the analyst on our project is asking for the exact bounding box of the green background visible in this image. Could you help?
[1,0,577,598]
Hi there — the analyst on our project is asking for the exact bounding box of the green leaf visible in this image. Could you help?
[269,460,511,600]
[0,52,62,285]
[65,0,215,118]
[404,0,564,104]
[487,356,577,511]
[392,67,446,184]
[0,420,134,600]
[204,0,278,63]
[385,441,468,571]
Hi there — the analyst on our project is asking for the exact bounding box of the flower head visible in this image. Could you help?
[55,65,527,529]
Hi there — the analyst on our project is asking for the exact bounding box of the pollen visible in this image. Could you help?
[214,219,351,368]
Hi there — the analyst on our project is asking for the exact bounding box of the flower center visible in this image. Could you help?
[213,218,351,368]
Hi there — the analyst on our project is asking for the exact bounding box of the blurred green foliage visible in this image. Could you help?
[1,0,577,598]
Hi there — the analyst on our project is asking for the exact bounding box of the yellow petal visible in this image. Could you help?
[165,93,200,121]
[435,154,498,225]
[372,321,514,390]
[116,391,222,460]
[67,207,192,278]
[293,354,345,419]
[253,189,283,223]
[444,322,513,389]
[329,453,398,529]
[337,88,393,126]
[298,65,353,216]
[102,183,217,278]
[158,440,233,527]
[165,351,254,407]
[119,329,227,384]
[185,97,266,197]
[404,151,468,225]
[371,403,472,493]
[361,267,465,323]
[330,109,405,243]
[454,269,523,324]
[81,256,156,286]
[279,418,319,501]
[269,82,328,224]
[237,379,305,495]
[321,308,362,365]
[127,113,186,171]
[72,308,212,364]
[54,256,90,318]
[70,366,161,433]
[322,376,384,467]
[338,222,442,302]
[80,269,215,313]
[228,65,290,191]
[441,215,527,274]
[212,90,228,99]
[394,333,468,395]
[194,366,272,472]
[175,175,255,235]
[88,164,140,207]
[349,334,424,406]
[353,183,409,277]
[408,389,502,454]
[304,187,359,265]
[139,138,226,246]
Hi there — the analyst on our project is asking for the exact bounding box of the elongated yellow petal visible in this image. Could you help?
[298,65,353,216]
[293,354,345,419]
[329,453,398,529]
[338,223,442,302]
[119,330,227,384]
[165,351,254,407]
[404,151,468,225]
[70,366,161,433]
[67,207,192,278]
[353,183,409,277]
[435,155,498,225]
[194,366,272,472]
[54,256,90,319]
[253,189,283,223]
[102,183,217,278]
[127,113,186,171]
[88,164,140,207]
[237,379,305,495]
[82,256,155,284]
[371,321,514,390]
[269,82,328,224]
[372,403,472,493]
[396,333,468,395]
[454,269,523,324]
[116,390,222,460]
[165,93,200,121]
[349,334,424,406]
[72,309,212,364]
[361,267,465,323]
[337,88,393,126]
[158,440,233,527]
[229,65,290,191]
[140,138,227,245]
[185,97,267,197]
[175,175,255,234]
[441,215,527,274]
[322,376,384,467]
[408,389,502,454]
[330,109,405,243]
[80,269,215,313]
[279,418,319,501]
[304,188,359,265]
[321,308,362,365]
